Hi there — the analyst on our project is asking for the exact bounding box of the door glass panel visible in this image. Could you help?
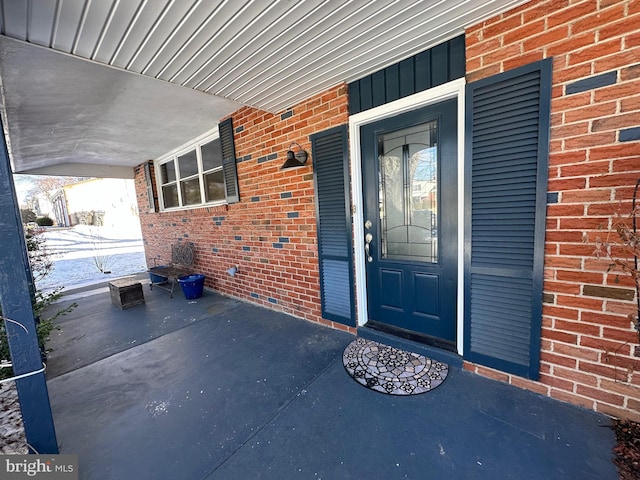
[379,121,438,263]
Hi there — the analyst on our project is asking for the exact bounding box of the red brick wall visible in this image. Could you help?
[134,84,354,334]
[132,0,640,420]
[465,0,640,420]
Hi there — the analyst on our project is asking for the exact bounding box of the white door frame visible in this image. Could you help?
[348,78,466,356]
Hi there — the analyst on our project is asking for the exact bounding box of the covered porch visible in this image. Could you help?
[42,281,616,479]
[0,0,536,453]
[2,0,640,462]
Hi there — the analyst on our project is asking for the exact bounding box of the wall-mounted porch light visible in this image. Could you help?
[226,265,239,277]
[280,142,308,169]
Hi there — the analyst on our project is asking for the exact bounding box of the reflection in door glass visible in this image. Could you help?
[378,121,438,263]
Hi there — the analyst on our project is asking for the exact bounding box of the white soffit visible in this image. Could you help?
[0,0,528,112]
[0,0,528,177]
[0,36,242,176]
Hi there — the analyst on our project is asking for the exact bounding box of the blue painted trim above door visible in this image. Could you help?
[348,35,465,115]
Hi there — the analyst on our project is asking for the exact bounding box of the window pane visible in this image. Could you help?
[178,150,198,178]
[202,139,222,171]
[160,160,176,184]
[204,170,225,202]
[162,184,178,208]
[379,120,438,263]
[180,177,202,206]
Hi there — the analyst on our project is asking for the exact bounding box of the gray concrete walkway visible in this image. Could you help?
[45,281,617,479]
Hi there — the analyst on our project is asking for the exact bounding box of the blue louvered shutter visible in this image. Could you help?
[312,125,355,326]
[218,118,240,204]
[464,58,552,379]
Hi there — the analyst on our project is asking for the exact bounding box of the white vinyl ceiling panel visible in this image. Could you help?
[123,2,192,73]
[137,1,222,78]
[1,0,528,111]
[0,0,528,176]
[52,0,86,51]
[72,1,116,58]
[109,0,173,69]
[91,1,144,64]
[28,2,59,46]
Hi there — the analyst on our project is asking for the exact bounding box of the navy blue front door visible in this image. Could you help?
[362,99,457,343]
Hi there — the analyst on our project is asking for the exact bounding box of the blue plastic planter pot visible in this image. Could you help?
[177,274,205,299]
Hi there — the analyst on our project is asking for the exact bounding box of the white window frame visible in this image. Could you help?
[155,127,226,211]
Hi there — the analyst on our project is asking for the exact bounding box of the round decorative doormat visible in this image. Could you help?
[342,338,448,396]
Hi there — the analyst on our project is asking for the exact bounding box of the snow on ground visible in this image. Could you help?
[35,224,147,292]
[1,226,146,453]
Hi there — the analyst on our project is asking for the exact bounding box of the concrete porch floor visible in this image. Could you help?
[45,278,618,479]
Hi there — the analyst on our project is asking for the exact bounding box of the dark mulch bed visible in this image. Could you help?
[613,419,640,479]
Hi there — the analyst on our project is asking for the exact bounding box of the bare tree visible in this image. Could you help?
[26,175,89,203]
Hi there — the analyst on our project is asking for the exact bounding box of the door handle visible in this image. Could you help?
[364,233,373,262]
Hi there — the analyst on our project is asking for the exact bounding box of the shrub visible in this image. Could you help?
[25,227,53,282]
[594,182,640,338]
[0,228,77,380]
[35,216,54,227]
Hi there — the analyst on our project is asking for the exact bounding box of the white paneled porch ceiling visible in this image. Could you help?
[0,0,527,177]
